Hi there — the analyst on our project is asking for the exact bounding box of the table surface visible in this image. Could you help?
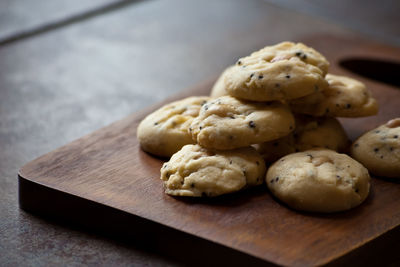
[1,0,399,266]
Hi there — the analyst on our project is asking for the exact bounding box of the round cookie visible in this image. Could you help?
[190,96,295,150]
[161,144,266,197]
[266,149,371,213]
[290,74,378,117]
[137,96,210,157]
[255,115,349,163]
[224,42,329,102]
[294,115,349,152]
[210,66,231,98]
[351,118,400,178]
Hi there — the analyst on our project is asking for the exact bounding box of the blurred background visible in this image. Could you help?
[1,0,399,265]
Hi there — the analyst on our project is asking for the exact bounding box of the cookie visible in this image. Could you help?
[255,115,349,163]
[350,118,400,178]
[210,66,231,98]
[224,42,329,102]
[137,96,210,157]
[161,144,266,197]
[190,96,295,150]
[266,149,371,213]
[290,74,378,117]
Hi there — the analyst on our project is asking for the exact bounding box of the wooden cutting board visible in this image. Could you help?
[19,35,400,266]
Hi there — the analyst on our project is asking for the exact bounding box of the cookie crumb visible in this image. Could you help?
[249,121,256,128]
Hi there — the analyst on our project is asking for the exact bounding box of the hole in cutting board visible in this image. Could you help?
[339,57,400,88]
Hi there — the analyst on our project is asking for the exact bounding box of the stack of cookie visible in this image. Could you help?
[137,41,386,213]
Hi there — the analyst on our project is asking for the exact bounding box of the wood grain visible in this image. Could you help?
[19,35,400,266]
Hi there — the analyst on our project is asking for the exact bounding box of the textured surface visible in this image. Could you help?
[0,0,125,42]
[264,0,400,46]
[266,149,370,213]
[137,96,210,157]
[161,144,266,197]
[1,0,400,266]
[351,119,400,178]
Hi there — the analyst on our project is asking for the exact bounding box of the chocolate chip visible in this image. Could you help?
[289,125,294,130]
[275,176,279,182]
[273,142,278,147]
[250,73,254,78]
[191,183,195,188]
[204,105,208,110]
[375,130,380,133]
[355,188,359,193]
[189,127,192,132]
[258,75,263,79]
[256,161,260,165]
[394,135,398,139]
[374,148,379,152]
[237,60,242,65]
[390,147,394,151]
[229,135,234,140]
[163,164,167,169]
[380,155,384,159]
[154,122,159,125]
[346,104,351,109]
[229,160,233,164]
[285,75,291,79]
[249,121,256,128]
[199,126,203,130]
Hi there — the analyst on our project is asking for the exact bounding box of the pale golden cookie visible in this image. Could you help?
[137,96,210,157]
[161,144,266,197]
[290,74,378,117]
[266,149,370,213]
[190,96,295,150]
[351,118,400,178]
[255,115,349,163]
[224,42,329,102]
[210,66,231,98]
